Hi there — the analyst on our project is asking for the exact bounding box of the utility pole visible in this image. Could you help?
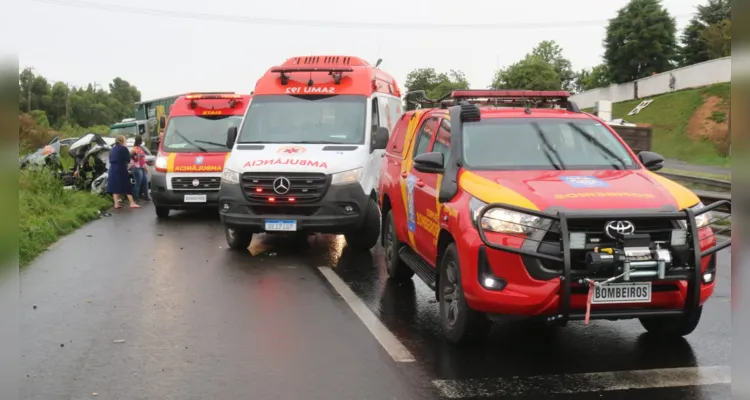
[65,82,71,120]
[26,66,35,112]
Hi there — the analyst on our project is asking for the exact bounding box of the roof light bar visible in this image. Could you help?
[271,65,354,85]
[185,93,242,100]
[450,90,571,100]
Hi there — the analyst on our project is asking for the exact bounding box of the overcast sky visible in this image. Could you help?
[11,0,704,100]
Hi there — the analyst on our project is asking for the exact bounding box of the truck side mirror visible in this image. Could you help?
[226,127,238,149]
[638,151,664,171]
[371,126,389,151]
[413,152,444,173]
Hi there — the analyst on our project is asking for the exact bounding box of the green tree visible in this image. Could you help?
[490,55,560,91]
[679,0,731,66]
[603,0,678,83]
[701,18,731,59]
[530,40,575,91]
[403,68,470,110]
[573,64,612,92]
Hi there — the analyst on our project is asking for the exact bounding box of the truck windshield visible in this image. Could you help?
[162,115,243,152]
[109,124,137,137]
[462,118,639,171]
[237,95,367,145]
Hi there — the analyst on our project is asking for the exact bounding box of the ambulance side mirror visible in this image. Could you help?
[372,126,389,151]
[159,116,166,128]
[638,151,664,172]
[226,126,238,149]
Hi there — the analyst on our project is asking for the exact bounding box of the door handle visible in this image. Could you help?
[401,172,408,178]
[416,179,425,188]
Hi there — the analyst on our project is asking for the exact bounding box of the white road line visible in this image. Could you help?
[318,267,415,363]
[433,365,730,398]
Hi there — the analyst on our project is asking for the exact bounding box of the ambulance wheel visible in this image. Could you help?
[345,199,381,251]
[384,210,414,280]
[639,305,703,337]
[155,206,170,219]
[439,243,490,345]
[225,227,253,251]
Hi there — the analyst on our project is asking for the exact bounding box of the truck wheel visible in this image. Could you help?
[225,227,253,251]
[344,199,381,251]
[155,207,170,218]
[639,306,703,337]
[439,243,490,345]
[384,210,414,280]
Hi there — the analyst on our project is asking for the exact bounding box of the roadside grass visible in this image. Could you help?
[660,167,730,182]
[19,169,111,267]
[585,83,731,167]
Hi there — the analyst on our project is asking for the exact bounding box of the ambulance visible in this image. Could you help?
[218,55,403,251]
[151,92,251,218]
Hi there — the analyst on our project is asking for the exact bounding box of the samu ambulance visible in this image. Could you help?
[218,55,403,251]
[152,92,251,218]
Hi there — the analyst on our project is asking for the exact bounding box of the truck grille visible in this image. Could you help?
[241,172,329,204]
[171,176,221,192]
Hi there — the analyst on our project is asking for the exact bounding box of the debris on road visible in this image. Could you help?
[113,339,125,343]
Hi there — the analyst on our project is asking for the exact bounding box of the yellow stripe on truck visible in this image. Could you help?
[460,171,539,210]
[166,153,177,173]
[646,171,700,209]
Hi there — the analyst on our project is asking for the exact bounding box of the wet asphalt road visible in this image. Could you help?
[20,204,730,400]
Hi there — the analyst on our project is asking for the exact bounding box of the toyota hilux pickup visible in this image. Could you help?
[377,89,731,345]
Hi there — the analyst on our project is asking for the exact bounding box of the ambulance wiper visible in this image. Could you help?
[566,123,626,170]
[195,139,228,148]
[294,140,344,144]
[531,122,566,170]
[172,129,207,152]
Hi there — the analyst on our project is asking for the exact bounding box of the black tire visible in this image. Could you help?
[225,227,253,251]
[639,305,703,337]
[344,198,381,251]
[383,210,414,280]
[439,243,490,345]
[155,206,170,218]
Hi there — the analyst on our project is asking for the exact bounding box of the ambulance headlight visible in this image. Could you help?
[469,196,541,234]
[155,155,168,169]
[221,168,240,185]
[331,167,363,186]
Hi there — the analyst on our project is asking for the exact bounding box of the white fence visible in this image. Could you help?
[570,57,731,110]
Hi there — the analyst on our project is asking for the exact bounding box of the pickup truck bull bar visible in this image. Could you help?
[475,200,731,324]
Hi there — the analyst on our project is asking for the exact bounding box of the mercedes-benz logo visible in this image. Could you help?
[604,220,635,239]
[192,179,200,187]
[272,177,291,194]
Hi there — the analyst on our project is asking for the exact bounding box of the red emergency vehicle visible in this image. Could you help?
[378,89,731,344]
[152,92,251,218]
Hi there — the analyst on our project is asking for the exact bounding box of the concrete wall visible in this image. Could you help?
[571,57,731,109]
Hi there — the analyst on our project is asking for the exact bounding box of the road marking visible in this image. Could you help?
[433,366,730,398]
[318,267,415,363]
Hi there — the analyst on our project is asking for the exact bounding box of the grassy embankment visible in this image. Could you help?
[19,114,112,267]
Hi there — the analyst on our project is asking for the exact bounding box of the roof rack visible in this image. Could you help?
[270,65,354,85]
[185,92,244,109]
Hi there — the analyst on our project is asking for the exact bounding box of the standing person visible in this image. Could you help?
[130,136,150,202]
[107,135,140,209]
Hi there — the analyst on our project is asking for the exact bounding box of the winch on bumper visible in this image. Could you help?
[474,200,731,325]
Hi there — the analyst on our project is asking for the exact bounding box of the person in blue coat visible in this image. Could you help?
[107,135,140,209]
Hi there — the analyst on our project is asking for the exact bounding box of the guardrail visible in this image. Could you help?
[658,171,731,191]
[694,189,731,213]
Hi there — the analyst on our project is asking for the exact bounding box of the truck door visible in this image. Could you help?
[408,115,441,262]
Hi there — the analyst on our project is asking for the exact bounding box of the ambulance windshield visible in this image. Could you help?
[237,95,367,145]
[163,115,243,152]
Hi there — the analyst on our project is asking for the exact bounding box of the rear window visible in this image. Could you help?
[462,118,638,171]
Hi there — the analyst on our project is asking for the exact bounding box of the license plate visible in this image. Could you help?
[591,282,651,304]
[184,194,207,203]
[264,220,297,231]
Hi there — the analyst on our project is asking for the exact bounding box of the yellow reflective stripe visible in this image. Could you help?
[460,171,539,210]
[645,171,700,209]
[166,153,177,173]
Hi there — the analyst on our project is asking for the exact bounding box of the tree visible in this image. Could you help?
[530,41,575,91]
[679,0,731,66]
[490,56,561,91]
[701,19,731,59]
[603,0,678,83]
[403,68,470,110]
[573,64,613,92]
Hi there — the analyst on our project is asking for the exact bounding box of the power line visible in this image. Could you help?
[30,0,693,31]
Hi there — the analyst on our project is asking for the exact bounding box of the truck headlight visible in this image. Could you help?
[680,202,712,229]
[469,196,541,234]
[221,168,240,185]
[331,167,363,186]
[155,155,168,169]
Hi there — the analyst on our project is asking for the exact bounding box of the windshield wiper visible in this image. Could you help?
[531,122,566,170]
[566,123,627,170]
[293,140,347,144]
[195,139,227,148]
[172,129,207,152]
